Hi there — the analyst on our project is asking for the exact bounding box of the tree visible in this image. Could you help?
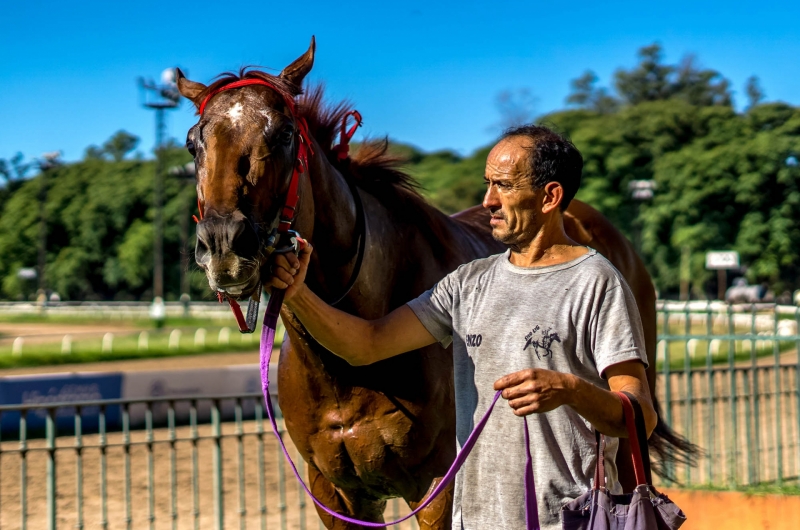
[104,131,139,162]
[83,130,140,162]
[0,152,32,185]
[745,75,765,109]
[566,71,619,113]
[614,44,732,107]
[494,88,538,130]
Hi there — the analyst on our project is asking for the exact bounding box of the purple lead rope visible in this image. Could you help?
[259,291,539,528]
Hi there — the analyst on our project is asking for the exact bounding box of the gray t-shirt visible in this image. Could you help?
[406,249,647,530]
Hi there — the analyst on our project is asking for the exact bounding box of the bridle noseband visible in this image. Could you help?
[195,78,365,332]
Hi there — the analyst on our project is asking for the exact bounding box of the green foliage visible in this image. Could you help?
[1,44,798,301]
[0,132,199,301]
[401,44,800,297]
[84,130,140,162]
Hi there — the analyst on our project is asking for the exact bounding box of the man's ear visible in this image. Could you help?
[176,68,207,108]
[280,36,315,88]
[541,181,564,214]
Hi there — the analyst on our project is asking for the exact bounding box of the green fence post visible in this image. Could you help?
[750,307,761,483]
[256,402,267,530]
[728,307,738,486]
[298,448,306,530]
[705,303,715,484]
[683,304,693,485]
[46,408,56,530]
[773,306,783,484]
[75,406,84,530]
[191,402,200,530]
[123,404,132,530]
[168,402,178,530]
[278,422,288,530]
[662,307,673,484]
[146,403,156,529]
[796,308,800,483]
[213,400,225,530]
[99,405,108,530]
[20,411,27,530]
[236,400,247,530]
[743,366,754,485]
[0,411,3,526]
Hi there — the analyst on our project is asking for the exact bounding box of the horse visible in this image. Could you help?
[177,37,691,529]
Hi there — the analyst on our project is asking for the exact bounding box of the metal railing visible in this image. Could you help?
[0,394,418,530]
[655,301,800,487]
[1,301,798,527]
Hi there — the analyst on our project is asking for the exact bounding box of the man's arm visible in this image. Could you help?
[493,360,657,438]
[270,244,438,366]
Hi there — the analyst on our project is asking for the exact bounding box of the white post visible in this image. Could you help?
[656,340,667,365]
[687,338,699,359]
[138,331,149,351]
[102,333,114,353]
[194,328,207,348]
[61,334,72,355]
[709,339,721,359]
[12,337,23,357]
[218,327,231,345]
[169,329,182,350]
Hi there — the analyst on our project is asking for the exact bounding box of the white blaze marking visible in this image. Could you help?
[227,102,244,125]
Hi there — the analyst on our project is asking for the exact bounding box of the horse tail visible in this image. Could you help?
[647,394,702,483]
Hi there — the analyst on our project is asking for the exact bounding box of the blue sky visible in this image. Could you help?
[1,1,799,165]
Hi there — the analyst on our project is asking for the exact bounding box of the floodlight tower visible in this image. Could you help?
[138,69,180,322]
[37,151,62,303]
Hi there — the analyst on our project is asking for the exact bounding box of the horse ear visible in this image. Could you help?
[280,36,316,88]
[176,68,207,108]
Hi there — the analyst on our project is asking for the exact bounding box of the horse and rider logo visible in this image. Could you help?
[523,325,561,360]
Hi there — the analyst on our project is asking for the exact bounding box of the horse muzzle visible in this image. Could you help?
[195,212,263,300]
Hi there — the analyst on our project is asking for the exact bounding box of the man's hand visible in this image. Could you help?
[495,361,657,438]
[261,241,437,366]
[265,243,313,301]
[493,369,575,416]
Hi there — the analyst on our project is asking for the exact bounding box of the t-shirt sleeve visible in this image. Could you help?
[590,277,648,376]
[406,273,456,348]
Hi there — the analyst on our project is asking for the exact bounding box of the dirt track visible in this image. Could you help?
[0,352,417,529]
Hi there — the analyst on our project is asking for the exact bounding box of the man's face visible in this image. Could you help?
[482,137,543,247]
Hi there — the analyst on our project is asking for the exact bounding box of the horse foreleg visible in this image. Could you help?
[307,465,387,529]
[406,477,453,530]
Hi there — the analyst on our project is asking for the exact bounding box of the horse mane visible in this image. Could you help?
[201,68,452,254]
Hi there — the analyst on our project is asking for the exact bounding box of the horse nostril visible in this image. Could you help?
[237,156,250,178]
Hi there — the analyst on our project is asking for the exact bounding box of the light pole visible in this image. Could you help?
[627,179,656,257]
[168,162,197,317]
[138,69,180,322]
[36,151,62,305]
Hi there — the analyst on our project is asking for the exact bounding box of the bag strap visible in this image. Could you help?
[624,392,653,485]
[592,430,607,490]
[615,392,652,486]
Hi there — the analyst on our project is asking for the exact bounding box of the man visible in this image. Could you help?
[269,125,657,529]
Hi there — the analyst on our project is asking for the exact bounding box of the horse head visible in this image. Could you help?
[176,38,316,301]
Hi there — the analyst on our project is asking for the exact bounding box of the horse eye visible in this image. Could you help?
[278,128,294,146]
[186,139,197,157]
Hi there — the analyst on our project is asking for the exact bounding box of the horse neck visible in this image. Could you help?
[293,140,362,302]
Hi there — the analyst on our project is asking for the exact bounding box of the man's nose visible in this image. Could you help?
[482,185,499,210]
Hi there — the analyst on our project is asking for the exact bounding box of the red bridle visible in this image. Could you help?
[198,78,313,233]
[194,78,361,332]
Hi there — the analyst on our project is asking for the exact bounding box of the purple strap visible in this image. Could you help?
[259,291,539,528]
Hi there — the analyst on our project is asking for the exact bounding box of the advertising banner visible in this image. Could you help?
[0,373,123,434]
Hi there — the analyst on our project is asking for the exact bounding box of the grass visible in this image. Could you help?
[679,482,800,496]
[0,323,284,368]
